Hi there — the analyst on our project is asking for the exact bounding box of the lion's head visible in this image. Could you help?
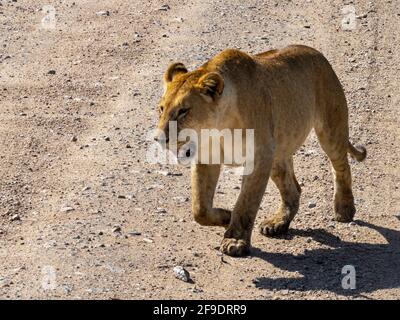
[154,62,225,160]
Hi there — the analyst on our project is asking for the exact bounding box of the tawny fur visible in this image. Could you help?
[156,45,366,257]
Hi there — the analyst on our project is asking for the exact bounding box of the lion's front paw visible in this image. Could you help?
[220,238,250,257]
[259,218,289,237]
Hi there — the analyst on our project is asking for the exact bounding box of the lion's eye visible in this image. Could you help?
[177,108,189,119]
[158,106,164,114]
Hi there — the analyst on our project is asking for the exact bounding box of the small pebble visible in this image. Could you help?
[173,266,191,282]
[158,4,170,11]
[128,231,141,236]
[96,10,110,16]
[157,170,171,176]
[10,214,20,221]
[112,226,121,233]
[308,202,316,209]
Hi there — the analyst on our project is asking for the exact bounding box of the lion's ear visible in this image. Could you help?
[196,72,224,101]
[163,62,188,84]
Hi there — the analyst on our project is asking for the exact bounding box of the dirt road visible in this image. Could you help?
[0,0,399,299]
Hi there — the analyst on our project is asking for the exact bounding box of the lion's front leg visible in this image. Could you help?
[191,164,231,227]
[221,158,272,256]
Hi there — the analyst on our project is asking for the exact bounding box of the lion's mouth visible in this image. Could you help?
[173,140,197,164]
[155,131,197,165]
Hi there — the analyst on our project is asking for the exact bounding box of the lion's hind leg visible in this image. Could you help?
[259,157,301,237]
[313,60,358,222]
[315,125,355,222]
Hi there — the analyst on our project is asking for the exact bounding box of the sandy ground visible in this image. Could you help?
[0,0,399,299]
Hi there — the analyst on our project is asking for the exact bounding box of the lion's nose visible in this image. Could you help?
[154,133,169,143]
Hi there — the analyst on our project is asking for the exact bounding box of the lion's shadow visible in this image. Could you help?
[252,220,400,295]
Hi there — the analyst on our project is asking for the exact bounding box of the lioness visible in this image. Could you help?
[155,45,366,257]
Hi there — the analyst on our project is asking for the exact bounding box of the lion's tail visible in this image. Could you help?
[347,141,367,162]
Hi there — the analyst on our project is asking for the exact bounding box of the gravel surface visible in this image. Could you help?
[0,0,399,299]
